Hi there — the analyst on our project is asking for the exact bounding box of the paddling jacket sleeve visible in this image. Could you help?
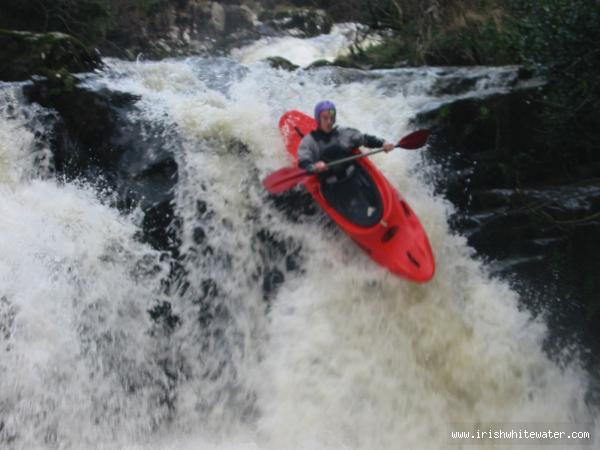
[345,128,385,149]
[297,127,385,170]
[297,133,319,170]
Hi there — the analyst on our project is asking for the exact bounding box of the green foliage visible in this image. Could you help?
[0,0,113,44]
[479,106,490,120]
[0,0,170,49]
[509,0,600,165]
[138,0,169,15]
[42,69,77,97]
[424,16,519,65]
[438,106,450,119]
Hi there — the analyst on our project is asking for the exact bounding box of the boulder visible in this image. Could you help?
[0,29,100,81]
[265,56,299,71]
[23,77,180,255]
[210,2,226,33]
[415,76,600,341]
[224,5,256,34]
[258,8,332,38]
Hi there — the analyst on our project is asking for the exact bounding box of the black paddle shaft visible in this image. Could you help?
[316,146,393,171]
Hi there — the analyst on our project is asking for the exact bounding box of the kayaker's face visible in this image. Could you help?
[318,109,336,133]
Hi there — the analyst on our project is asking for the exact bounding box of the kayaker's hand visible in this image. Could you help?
[311,161,328,173]
[383,142,395,153]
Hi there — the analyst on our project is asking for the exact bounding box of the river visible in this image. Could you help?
[0,26,597,449]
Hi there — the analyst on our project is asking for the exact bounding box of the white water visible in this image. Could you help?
[231,23,383,67]
[0,33,597,450]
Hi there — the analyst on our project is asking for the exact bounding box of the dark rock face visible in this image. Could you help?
[416,80,600,355]
[24,78,125,178]
[224,4,256,34]
[0,30,100,81]
[21,75,190,340]
[23,77,180,255]
[0,2,338,61]
[106,1,262,58]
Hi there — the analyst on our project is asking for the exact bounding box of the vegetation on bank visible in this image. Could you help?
[318,0,516,66]
[510,0,600,173]
[0,0,172,56]
[329,0,599,176]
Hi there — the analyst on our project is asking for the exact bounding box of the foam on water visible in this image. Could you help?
[230,24,382,67]
[0,45,597,449]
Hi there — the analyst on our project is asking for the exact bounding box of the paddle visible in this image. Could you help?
[263,129,430,194]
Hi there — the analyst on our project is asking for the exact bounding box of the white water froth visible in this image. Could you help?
[231,23,382,67]
[0,53,597,450]
[0,85,53,185]
[0,180,176,446]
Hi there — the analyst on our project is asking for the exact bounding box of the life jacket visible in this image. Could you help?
[310,129,355,178]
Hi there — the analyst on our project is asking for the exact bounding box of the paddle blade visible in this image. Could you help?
[262,166,313,194]
[397,129,430,149]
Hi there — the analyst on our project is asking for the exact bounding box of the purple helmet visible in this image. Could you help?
[314,100,336,123]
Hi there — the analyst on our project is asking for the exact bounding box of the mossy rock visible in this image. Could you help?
[305,59,334,70]
[34,68,78,98]
[265,56,299,71]
[0,29,100,81]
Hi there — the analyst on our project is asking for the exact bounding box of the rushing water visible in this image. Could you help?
[0,29,597,450]
[230,23,383,67]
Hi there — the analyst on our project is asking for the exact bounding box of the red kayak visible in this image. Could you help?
[278,110,435,282]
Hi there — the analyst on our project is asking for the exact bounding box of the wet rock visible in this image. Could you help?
[0,2,332,60]
[430,76,480,96]
[265,56,299,71]
[193,226,206,244]
[268,188,318,221]
[23,78,181,254]
[416,79,600,350]
[24,79,126,179]
[0,29,100,81]
[417,88,539,172]
[209,2,226,33]
[263,268,284,295]
[148,301,181,331]
[259,8,332,38]
[305,59,335,70]
[224,5,256,34]
[253,228,304,301]
[140,198,178,252]
[430,67,520,97]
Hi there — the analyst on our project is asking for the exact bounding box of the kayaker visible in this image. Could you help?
[297,100,395,174]
[296,100,394,226]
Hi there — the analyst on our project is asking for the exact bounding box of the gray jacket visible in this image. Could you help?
[297,127,385,170]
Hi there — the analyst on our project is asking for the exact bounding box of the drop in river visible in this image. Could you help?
[0,29,597,449]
